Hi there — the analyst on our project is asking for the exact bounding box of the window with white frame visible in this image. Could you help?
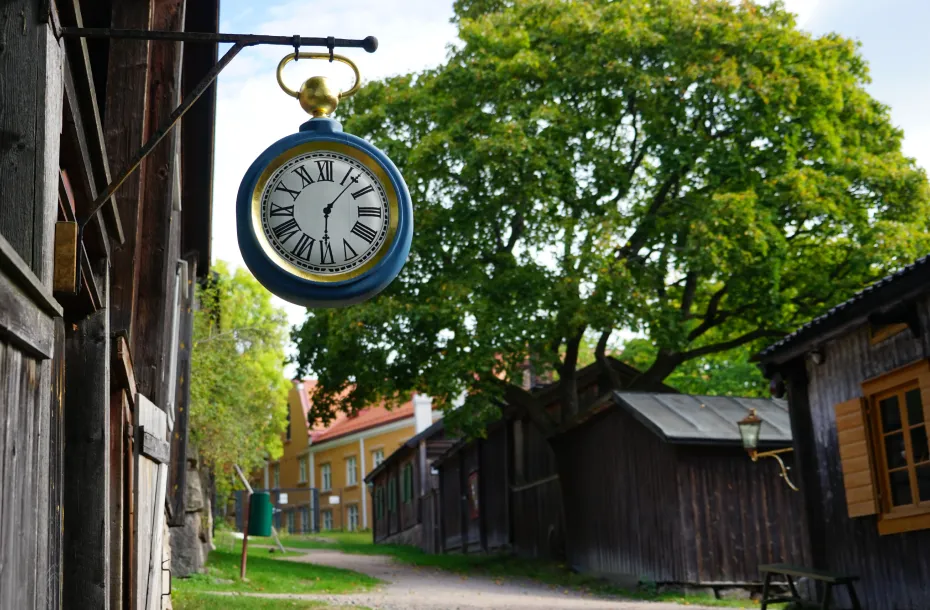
[346,456,358,486]
[287,510,295,533]
[320,463,331,491]
[372,449,385,467]
[298,456,307,483]
[347,504,359,531]
[322,509,333,531]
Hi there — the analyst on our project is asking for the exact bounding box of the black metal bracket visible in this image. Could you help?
[57,28,378,230]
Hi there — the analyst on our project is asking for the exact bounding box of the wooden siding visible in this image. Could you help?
[512,416,564,560]
[555,406,808,584]
[556,407,682,581]
[675,446,809,583]
[798,293,930,610]
[481,425,510,550]
[440,454,463,550]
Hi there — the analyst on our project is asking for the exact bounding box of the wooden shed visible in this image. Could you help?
[757,254,930,610]
[366,419,455,551]
[552,392,810,586]
[0,1,219,607]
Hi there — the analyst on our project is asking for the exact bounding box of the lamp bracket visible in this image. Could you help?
[749,447,799,492]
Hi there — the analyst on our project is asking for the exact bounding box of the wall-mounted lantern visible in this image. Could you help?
[737,409,799,492]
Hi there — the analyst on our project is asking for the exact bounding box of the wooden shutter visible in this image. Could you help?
[835,397,879,517]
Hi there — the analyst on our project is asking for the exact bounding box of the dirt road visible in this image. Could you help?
[216,548,722,610]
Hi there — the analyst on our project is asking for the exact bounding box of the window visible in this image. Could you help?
[298,457,307,483]
[286,410,292,442]
[322,510,333,531]
[837,359,930,535]
[372,449,385,467]
[347,504,359,531]
[388,477,397,512]
[321,463,332,491]
[300,507,309,533]
[346,456,358,486]
[287,510,295,534]
[402,463,414,504]
[273,465,280,489]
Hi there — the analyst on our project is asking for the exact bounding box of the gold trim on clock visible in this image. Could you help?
[251,141,400,283]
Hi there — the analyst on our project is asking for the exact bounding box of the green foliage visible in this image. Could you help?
[172,592,339,610]
[619,338,768,397]
[293,0,930,424]
[190,262,290,501]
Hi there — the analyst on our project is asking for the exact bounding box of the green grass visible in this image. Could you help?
[172,591,369,610]
[172,547,380,595]
[214,530,779,608]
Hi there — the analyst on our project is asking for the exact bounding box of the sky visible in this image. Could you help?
[211,0,930,355]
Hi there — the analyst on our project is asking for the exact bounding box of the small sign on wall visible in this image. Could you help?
[279,493,289,505]
[329,495,341,505]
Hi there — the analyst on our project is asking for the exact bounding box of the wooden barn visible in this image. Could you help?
[552,392,810,586]
[0,0,219,607]
[757,254,930,610]
[366,419,454,552]
[434,357,673,559]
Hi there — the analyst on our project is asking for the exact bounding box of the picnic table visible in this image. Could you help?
[759,563,862,610]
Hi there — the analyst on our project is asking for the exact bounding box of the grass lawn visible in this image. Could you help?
[173,591,368,610]
[213,528,779,608]
[171,546,380,596]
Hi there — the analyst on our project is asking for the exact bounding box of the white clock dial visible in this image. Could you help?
[259,151,391,275]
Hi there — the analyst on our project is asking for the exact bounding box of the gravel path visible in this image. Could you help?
[212,548,722,610]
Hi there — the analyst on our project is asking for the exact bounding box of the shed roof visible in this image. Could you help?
[611,392,792,447]
[363,418,449,484]
[757,254,930,364]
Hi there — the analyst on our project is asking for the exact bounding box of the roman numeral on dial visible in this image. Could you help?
[271,218,301,243]
[274,182,301,201]
[292,165,315,188]
[350,222,377,243]
[351,185,374,199]
[320,240,335,264]
[340,169,360,186]
[291,233,315,260]
[316,160,334,182]
[357,207,382,218]
[270,203,294,217]
[343,239,358,260]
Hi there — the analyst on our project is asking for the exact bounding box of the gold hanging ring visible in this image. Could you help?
[276,52,362,100]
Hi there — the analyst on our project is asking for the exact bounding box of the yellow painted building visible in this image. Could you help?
[257,380,437,532]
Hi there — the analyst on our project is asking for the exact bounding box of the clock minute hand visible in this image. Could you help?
[322,175,361,216]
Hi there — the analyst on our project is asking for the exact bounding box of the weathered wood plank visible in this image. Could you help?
[0,342,23,610]
[0,265,56,360]
[110,390,127,610]
[133,0,185,408]
[107,0,153,338]
[135,393,168,610]
[0,232,63,319]
[169,257,196,525]
[63,307,111,610]
[45,317,66,609]
[0,0,40,271]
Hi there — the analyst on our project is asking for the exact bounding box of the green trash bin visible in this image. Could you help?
[247,492,272,537]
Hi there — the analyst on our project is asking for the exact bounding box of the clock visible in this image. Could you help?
[236,87,413,307]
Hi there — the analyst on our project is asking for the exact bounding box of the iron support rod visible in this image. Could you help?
[59,27,379,53]
[79,41,245,229]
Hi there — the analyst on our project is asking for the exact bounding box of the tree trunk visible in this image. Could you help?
[631,349,683,391]
[558,331,585,419]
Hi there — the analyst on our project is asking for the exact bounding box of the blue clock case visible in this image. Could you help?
[236,118,413,308]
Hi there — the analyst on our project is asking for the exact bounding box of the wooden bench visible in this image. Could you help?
[759,564,862,610]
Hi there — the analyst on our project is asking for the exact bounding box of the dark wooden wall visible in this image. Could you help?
[675,445,809,584]
[511,415,565,560]
[440,452,463,551]
[555,406,809,584]
[399,455,418,532]
[555,407,682,581]
[793,294,930,610]
[480,425,510,550]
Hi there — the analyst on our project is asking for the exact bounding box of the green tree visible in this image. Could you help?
[191,262,290,500]
[619,337,767,397]
[293,0,929,431]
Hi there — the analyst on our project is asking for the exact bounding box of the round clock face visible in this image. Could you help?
[258,150,392,278]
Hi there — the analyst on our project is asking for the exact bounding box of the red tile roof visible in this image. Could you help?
[294,379,423,446]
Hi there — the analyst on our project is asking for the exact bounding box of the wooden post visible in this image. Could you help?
[459,452,468,555]
[234,465,252,580]
[63,306,111,609]
[105,0,154,339]
[478,440,488,553]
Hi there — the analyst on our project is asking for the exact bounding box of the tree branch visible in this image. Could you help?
[680,328,785,361]
[686,284,728,341]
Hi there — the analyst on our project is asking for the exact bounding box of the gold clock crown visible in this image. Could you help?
[276,52,361,118]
